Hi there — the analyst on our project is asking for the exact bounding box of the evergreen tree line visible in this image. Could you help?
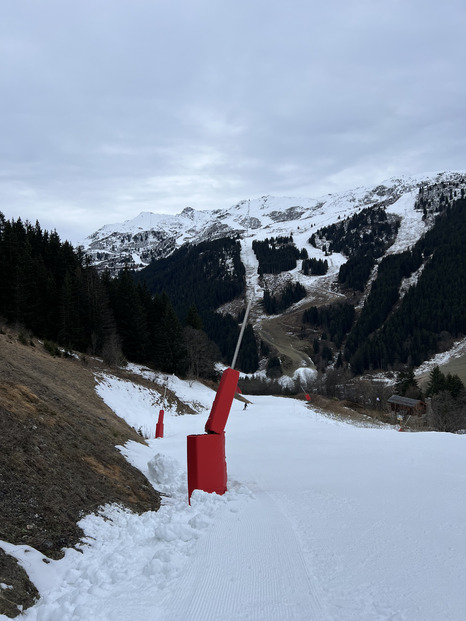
[103,270,191,375]
[337,251,376,291]
[302,257,328,276]
[0,214,109,354]
[309,206,401,258]
[0,215,258,376]
[347,198,466,373]
[303,302,355,348]
[263,282,307,314]
[134,236,259,373]
[425,366,464,399]
[416,179,466,219]
[252,236,300,274]
[394,366,465,432]
[308,206,401,292]
[425,366,466,433]
[134,237,245,319]
[345,250,420,363]
[202,311,258,374]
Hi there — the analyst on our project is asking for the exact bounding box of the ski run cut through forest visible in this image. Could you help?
[1,363,465,621]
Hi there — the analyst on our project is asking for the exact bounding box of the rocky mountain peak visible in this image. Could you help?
[81,171,466,276]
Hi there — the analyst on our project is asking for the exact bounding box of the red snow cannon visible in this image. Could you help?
[204,368,240,434]
[187,432,227,499]
[187,367,239,502]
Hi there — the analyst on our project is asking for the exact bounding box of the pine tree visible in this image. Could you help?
[151,292,188,375]
[395,369,420,398]
[106,269,149,362]
[185,305,203,330]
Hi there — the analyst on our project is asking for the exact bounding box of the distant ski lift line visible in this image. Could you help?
[231,297,253,370]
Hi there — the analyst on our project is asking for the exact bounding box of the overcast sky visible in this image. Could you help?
[1,0,466,244]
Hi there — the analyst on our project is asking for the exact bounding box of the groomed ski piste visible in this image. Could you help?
[2,365,466,621]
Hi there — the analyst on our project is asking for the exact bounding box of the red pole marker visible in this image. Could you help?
[155,409,164,438]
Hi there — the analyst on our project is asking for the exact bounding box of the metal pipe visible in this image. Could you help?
[231,297,253,370]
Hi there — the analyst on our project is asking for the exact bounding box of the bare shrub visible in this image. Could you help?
[101,334,126,367]
[430,390,466,432]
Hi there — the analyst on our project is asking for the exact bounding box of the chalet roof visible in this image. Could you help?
[387,395,424,407]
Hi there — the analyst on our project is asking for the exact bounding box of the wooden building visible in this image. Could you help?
[387,395,427,418]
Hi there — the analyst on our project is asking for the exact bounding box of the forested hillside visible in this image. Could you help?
[3,190,466,386]
[346,198,466,372]
[133,237,259,373]
[0,215,257,376]
[310,206,401,291]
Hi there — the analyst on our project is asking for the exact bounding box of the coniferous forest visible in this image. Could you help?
[345,198,466,372]
[263,282,307,314]
[299,198,466,378]
[0,215,257,376]
[252,236,300,274]
[3,195,466,382]
[310,206,401,292]
[303,303,355,349]
[133,237,258,373]
[310,206,401,258]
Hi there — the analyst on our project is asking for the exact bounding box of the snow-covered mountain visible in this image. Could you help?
[82,171,466,275]
[80,170,466,381]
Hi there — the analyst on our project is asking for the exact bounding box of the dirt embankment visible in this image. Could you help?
[0,327,162,617]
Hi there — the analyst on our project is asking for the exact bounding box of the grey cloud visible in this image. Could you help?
[1,0,466,244]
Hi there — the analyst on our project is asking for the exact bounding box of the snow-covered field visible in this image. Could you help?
[2,367,466,621]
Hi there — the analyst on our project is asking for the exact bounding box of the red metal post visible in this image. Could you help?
[187,432,227,501]
[204,368,239,434]
[155,409,164,438]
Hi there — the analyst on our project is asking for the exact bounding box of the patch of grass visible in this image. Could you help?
[17,332,29,346]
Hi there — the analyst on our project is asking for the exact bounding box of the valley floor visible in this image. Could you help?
[2,369,466,621]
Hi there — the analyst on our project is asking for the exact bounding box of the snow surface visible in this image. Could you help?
[385,190,427,255]
[2,367,466,621]
[415,337,466,378]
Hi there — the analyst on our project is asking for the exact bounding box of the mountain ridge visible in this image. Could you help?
[81,170,466,383]
[82,171,466,275]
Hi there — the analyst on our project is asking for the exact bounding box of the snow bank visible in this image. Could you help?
[2,444,252,621]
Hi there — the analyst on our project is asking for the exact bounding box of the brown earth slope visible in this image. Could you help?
[0,326,162,617]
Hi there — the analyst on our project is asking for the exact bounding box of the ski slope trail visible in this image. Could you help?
[5,376,466,621]
[162,489,331,621]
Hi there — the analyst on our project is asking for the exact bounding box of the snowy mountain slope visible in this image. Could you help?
[81,170,466,383]
[4,364,466,621]
[81,171,466,277]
